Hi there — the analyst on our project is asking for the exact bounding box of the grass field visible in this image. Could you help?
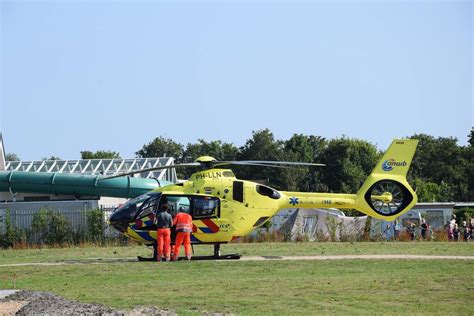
[0,242,473,314]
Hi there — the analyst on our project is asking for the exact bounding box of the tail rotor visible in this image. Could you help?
[364,180,414,217]
[354,139,419,220]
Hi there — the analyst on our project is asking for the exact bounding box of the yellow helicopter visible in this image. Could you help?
[108,139,418,259]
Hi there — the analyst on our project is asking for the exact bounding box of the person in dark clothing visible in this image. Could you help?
[462,221,470,242]
[394,220,401,240]
[469,221,473,240]
[453,223,460,242]
[156,204,173,261]
[407,222,416,241]
[420,219,428,240]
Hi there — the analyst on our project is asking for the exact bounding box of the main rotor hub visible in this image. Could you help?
[195,156,217,163]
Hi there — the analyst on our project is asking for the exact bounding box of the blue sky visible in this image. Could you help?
[1,0,472,160]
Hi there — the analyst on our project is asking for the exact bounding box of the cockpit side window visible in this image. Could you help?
[256,185,281,199]
[156,195,219,219]
[138,200,157,218]
[135,193,161,219]
[192,196,220,219]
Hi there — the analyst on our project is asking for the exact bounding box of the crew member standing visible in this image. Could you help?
[173,210,193,261]
[156,204,173,262]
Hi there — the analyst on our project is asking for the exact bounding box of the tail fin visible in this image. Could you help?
[355,139,418,220]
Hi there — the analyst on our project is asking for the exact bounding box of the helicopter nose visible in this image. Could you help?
[109,203,136,233]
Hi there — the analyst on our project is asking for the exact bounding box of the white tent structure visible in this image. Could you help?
[279,208,368,241]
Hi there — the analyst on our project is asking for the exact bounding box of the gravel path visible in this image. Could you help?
[240,254,474,261]
[0,290,177,316]
[0,254,473,268]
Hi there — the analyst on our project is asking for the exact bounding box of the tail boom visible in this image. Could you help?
[280,139,418,221]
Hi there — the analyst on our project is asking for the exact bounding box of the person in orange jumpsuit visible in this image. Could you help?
[155,204,173,261]
[172,210,193,261]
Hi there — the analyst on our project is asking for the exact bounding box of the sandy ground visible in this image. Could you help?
[0,300,29,316]
[241,254,474,261]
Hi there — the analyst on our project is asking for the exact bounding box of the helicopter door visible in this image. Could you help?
[191,196,235,242]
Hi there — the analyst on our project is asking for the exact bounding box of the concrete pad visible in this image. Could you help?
[0,290,18,299]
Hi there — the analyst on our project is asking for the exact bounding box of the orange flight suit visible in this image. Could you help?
[157,229,171,261]
[156,210,173,261]
[173,212,193,260]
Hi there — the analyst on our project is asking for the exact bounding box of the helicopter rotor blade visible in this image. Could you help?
[244,161,325,167]
[214,161,325,168]
[98,162,201,180]
[214,161,294,169]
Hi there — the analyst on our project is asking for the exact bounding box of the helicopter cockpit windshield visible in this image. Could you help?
[109,192,161,232]
[134,193,162,220]
[110,193,221,234]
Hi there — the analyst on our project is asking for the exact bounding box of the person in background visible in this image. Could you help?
[451,214,456,224]
[155,204,173,262]
[462,221,470,242]
[407,222,415,241]
[172,209,193,261]
[470,219,473,240]
[453,223,460,242]
[420,218,428,240]
[394,220,401,240]
[383,223,392,241]
[445,221,454,241]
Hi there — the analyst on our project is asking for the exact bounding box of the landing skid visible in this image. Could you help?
[137,253,241,261]
[138,243,241,261]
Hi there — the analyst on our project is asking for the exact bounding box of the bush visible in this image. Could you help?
[32,208,73,245]
[453,207,474,224]
[0,210,24,249]
[86,209,106,244]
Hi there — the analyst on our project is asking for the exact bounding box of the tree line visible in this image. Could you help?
[6,129,473,202]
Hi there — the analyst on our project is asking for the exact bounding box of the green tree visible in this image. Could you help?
[135,136,183,160]
[468,128,474,147]
[304,135,328,192]
[41,155,61,160]
[465,129,474,201]
[182,139,238,162]
[408,134,468,201]
[81,150,121,159]
[320,137,379,193]
[411,178,455,202]
[238,129,282,161]
[281,134,326,191]
[179,140,238,178]
[236,129,285,188]
[285,135,328,192]
[5,153,20,161]
[464,146,474,201]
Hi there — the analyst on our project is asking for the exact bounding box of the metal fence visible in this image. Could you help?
[0,208,114,235]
